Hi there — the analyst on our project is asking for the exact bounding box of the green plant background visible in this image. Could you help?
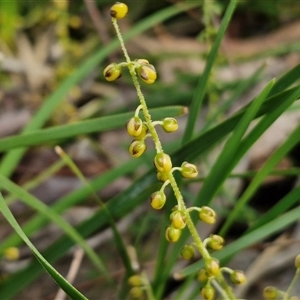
[0,0,300,299]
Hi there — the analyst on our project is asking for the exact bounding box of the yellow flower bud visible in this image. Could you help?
[156,171,169,182]
[154,153,172,173]
[170,211,186,229]
[263,286,278,299]
[138,64,157,84]
[150,191,166,210]
[201,285,215,300]
[199,206,216,224]
[162,117,178,133]
[129,287,143,299]
[128,275,143,286]
[180,245,195,260]
[197,269,208,282]
[103,63,122,81]
[205,258,220,276]
[207,234,224,250]
[110,2,128,19]
[129,140,146,158]
[181,161,198,178]
[127,117,143,137]
[135,124,148,140]
[165,226,181,243]
[230,270,246,284]
[3,247,19,261]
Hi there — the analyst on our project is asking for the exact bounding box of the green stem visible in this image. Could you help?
[284,269,300,300]
[112,18,163,153]
[142,272,155,300]
[112,16,237,300]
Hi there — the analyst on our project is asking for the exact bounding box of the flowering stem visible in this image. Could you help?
[112,16,237,300]
[112,18,163,153]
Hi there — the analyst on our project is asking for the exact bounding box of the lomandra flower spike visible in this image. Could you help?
[107,3,243,299]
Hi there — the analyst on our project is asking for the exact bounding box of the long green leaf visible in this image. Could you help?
[196,79,274,206]
[249,184,300,233]
[182,0,237,143]
[0,106,185,152]
[0,156,143,252]
[0,192,87,300]
[0,174,158,299]
[0,174,108,275]
[219,123,300,235]
[269,63,300,96]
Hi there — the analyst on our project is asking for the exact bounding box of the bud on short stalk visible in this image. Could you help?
[207,234,224,250]
[165,226,181,243]
[129,140,146,158]
[127,117,143,137]
[180,161,198,178]
[110,2,128,19]
[162,118,178,133]
[170,211,186,229]
[201,285,215,300]
[137,64,157,84]
[180,245,195,260]
[154,153,172,173]
[150,191,166,210]
[199,206,216,224]
[103,63,122,81]
[230,270,246,284]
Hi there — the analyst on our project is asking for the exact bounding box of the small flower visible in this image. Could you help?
[3,247,19,261]
[263,286,278,299]
[199,206,216,224]
[150,191,166,210]
[207,234,224,250]
[197,269,209,282]
[180,245,195,260]
[128,275,143,286]
[205,258,220,276]
[201,285,215,300]
[110,2,128,19]
[137,64,157,84]
[129,140,146,157]
[127,117,143,137]
[165,226,181,243]
[162,118,178,133]
[103,63,122,81]
[230,270,246,284]
[135,124,148,140]
[129,287,143,299]
[154,153,172,173]
[170,211,186,229]
[180,161,198,178]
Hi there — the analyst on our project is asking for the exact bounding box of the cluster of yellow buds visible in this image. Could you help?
[128,274,144,299]
[198,266,246,300]
[104,3,247,299]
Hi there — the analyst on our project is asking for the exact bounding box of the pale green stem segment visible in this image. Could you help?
[142,272,155,300]
[111,16,236,300]
[112,18,163,154]
[284,268,300,300]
